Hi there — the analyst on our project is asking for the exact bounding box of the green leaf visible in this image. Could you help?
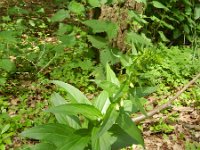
[59,35,76,47]
[52,80,91,104]
[158,31,169,42]
[87,35,108,49]
[0,31,18,43]
[131,97,147,116]
[109,124,139,149]
[126,32,151,46]
[123,100,138,113]
[83,20,118,40]
[100,49,119,66]
[68,1,85,15]
[117,111,144,146]
[57,134,90,150]
[0,59,16,72]
[95,104,119,138]
[57,23,73,36]
[194,5,200,20]
[0,77,6,85]
[51,9,70,22]
[21,124,75,147]
[92,129,111,150]
[152,1,168,11]
[29,143,56,150]
[1,124,10,134]
[46,104,103,121]
[94,91,110,114]
[97,81,119,96]
[87,0,101,7]
[130,86,157,98]
[50,93,81,129]
[106,63,120,87]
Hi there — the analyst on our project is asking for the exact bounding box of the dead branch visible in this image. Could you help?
[132,72,200,124]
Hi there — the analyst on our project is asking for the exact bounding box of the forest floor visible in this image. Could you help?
[3,78,200,150]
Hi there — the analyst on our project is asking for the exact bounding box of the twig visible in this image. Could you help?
[132,72,200,124]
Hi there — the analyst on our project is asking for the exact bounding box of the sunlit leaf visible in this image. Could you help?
[87,0,101,7]
[95,104,119,138]
[46,104,103,121]
[94,91,110,114]
[68,1,85,15]
[194,5,200,20]
[106,63,120,87]
[50,93,81,129]
[52,80,91,104]
[152,1,169,11]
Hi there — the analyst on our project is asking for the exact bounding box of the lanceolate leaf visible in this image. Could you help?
[21,124,75,147]
[117,111,144,146]
[152,1,169,11]
[46,104,103,121]
[58,134,90,150]
[52,80,91,104]
[95,104,119,138]
[94,91,110,114]
[29,143,56,150]
[92,128,111,150]
[106,63,120,87]
[50,93,81,129]
[109,124,139,149]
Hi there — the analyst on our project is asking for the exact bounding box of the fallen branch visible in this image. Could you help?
[132,72,200,124]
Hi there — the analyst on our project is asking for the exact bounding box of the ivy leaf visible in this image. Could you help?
[51,9,70,22]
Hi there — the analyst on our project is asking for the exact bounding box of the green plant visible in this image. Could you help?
[150,119,174,134]
[21,64,146,149]
[143,0,200,44]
